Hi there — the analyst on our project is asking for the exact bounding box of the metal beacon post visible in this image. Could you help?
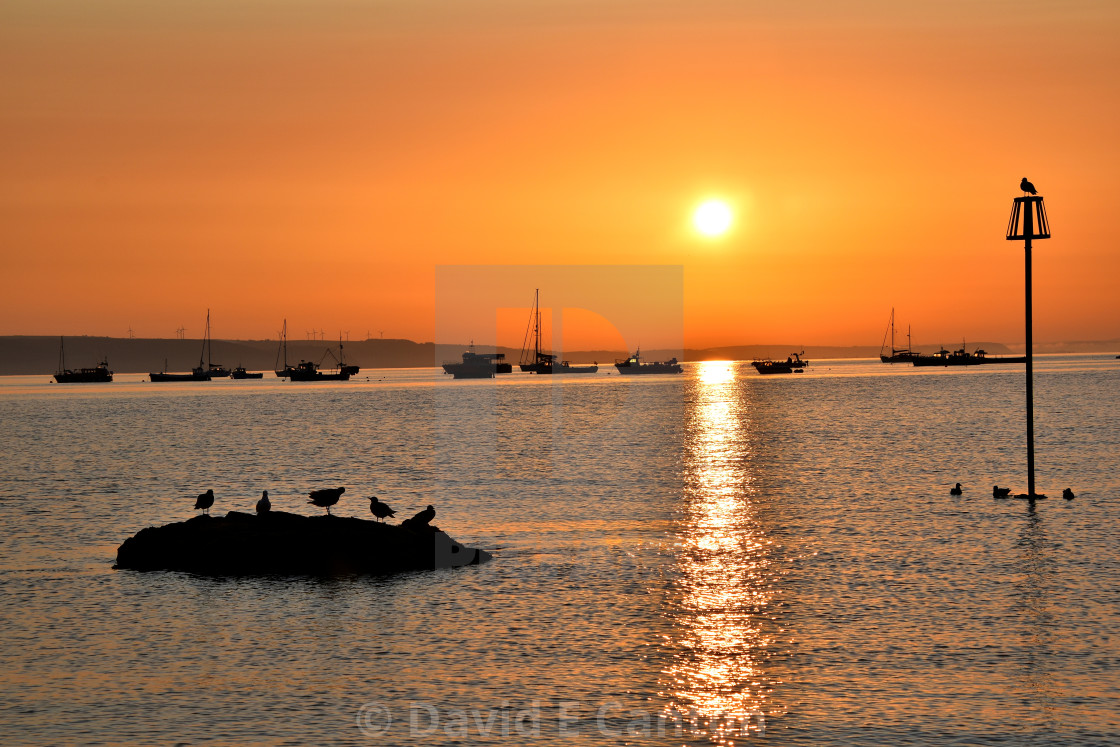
[1005,181,1051,499]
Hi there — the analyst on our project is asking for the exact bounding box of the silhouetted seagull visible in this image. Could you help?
[950,483,963,495]
[408,504,436,527]
[1062,488,1075,500]
[369,496,395,522]
[993,485,1012,498]
[256,490,271,514]
[194,488,215,515]
[308,486,345,515]
[1020,177,1037,195]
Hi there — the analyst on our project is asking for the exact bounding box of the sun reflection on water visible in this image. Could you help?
[663,361,779,743]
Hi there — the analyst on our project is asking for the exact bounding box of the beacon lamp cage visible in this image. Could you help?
[1006,196,1051,241]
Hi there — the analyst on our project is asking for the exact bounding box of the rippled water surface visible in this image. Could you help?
[1,357,1118,745]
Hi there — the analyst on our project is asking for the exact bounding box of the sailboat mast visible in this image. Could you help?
[534,288,540,360]
[199,310,209,368]
[891,308,895,352]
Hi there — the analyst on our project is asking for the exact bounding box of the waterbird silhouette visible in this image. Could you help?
[950,483,963,495]
[1020,177,1037,195]
[308,486,345,515]
[369,496,396,522]
[993,485,1012,498]
[406,504,436,527]
[1062,488,1075,500]
[256,490,271,514]
[194,488,215,515]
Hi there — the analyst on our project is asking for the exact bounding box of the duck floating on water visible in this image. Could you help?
[993,485,1012,498]
[1062,488,1075,500]
[308,486,345,515]
[950,483,963,496]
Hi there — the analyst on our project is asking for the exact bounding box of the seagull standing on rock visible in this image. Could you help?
[369,496,396,522]
[308,486,345,515]
[1020,177,1037,195]
[256,490,271,514]
[194,489,215,515]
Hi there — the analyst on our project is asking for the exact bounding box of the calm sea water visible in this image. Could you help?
[1,356,1118,745]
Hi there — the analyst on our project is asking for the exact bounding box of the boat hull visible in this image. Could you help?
[442,364,495,379]
[912,355,1027,367]
[150,371,212,382]
[614,363,682,375]
[286,371,351,381]
[751,362,804,375]
[526,362,599,374]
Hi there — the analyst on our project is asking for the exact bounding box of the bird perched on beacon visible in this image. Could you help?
[405,504,436,528]
[308,486,345,515]
[256,490,271,514]
[1020,177,1037,195]
[950,483,963,496]
[194,488,215,515]
[993,485,1012,498]
[1062,488,1075,500]
[369,495,395,522]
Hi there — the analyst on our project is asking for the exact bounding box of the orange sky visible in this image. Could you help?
[2,1,1118,349]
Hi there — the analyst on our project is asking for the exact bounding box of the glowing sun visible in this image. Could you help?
[693,199,733,237]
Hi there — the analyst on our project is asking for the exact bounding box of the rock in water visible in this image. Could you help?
[114,511,491,575]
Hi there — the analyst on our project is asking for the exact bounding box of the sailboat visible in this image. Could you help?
[204,312,230,377]
[53,337,113,383]
[274,319,295,378]
[518,289,598,374]
[150,311,214,381]
[879,308,919,364]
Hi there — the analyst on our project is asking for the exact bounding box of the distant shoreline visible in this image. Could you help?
[2,335,1117,376]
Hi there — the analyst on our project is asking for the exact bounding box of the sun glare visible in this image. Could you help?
[693,200,733,238]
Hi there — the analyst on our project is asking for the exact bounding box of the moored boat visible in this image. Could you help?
[443,346,508,379]
[150,365,211,382]
[286,360,351,381]
[614,347,683,375]
[53,337,113,383]
[274,319,295,377]
[336,335,360,376]
[880,308,919,364]
[519,289,598,374]
[751,351,808,375]
[912,345,1026,366]
[231,366,263,379]
[150,309,222,382]
[549,360,599,374]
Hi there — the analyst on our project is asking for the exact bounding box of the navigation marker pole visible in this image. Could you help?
[1005,190,1050,497]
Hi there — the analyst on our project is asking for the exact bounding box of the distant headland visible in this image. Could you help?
[1,335,1116,376]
